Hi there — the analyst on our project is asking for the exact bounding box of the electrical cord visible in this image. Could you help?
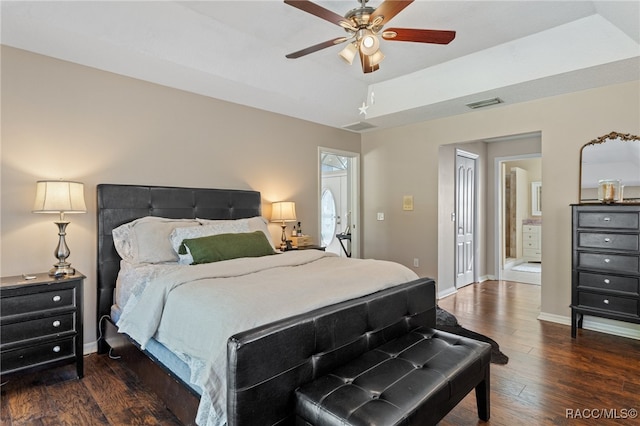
[98,314,121,360]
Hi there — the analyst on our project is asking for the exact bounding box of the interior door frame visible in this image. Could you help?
[318,147,361,259]
[494,153,542,280]
[455,149,479,287]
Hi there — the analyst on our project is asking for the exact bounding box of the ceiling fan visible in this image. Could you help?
[284,0,456,73]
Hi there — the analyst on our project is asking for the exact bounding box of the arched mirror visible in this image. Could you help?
[579,132,640,203]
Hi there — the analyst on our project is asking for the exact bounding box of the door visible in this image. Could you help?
[319,148,360,258]
[455,150,477,288]
[321,171,346,255]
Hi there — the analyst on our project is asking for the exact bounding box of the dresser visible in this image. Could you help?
[523,224,541,262]
[0,272,84,379]
[571,205,640,338]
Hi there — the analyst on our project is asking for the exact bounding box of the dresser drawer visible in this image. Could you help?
[577,212,639,230]
[1,313,76,346]
[578,232,639,251]
[577,272,639,295]
[1,288,75,316]
[523,225,540,233]
[523,248,541,256]
[577,252,639,274]
[0,337,76,374]
[577,292,638,316]
[523,237,540,250]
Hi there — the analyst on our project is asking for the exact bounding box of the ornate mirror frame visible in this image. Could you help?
[579,131,640,203]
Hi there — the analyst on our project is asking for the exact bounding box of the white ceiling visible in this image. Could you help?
[2,1,639,132]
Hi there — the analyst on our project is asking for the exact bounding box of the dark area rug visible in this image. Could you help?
[436,306,509,365]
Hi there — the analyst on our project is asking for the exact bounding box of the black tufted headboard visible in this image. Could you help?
[96,184,262,333]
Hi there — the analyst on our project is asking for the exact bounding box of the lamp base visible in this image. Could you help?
[49,220,74,277]
[280,224,288,251]
[49,263,75,277]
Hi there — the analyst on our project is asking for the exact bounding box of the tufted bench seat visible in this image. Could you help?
[294,327,491,426]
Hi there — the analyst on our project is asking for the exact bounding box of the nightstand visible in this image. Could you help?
[0,272,84,379]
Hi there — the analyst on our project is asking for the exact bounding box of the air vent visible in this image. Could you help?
[466,97,503,109]
[342,122,377,132]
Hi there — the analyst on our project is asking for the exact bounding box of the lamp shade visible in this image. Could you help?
[271,201,297,223]
[339,42,358,65]
[359,30,380,56]
[33,180,87,214]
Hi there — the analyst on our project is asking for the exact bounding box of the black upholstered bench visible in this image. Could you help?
[294,328,491,426]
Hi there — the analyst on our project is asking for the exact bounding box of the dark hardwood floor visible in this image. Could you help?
[438,280,640,426]
[2,280,639,425]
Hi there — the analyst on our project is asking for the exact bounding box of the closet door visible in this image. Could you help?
[455,150,477,288]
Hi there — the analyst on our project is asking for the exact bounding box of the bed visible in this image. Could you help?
[97,184,435,426]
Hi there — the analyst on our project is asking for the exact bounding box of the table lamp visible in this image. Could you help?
[32,180,87,276]
[271,201,296,250]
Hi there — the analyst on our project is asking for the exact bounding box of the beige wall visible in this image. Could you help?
[362,80,640,333]
[0,46,361,350]
[3,45,639,349]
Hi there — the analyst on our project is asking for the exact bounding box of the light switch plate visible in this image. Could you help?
[403,195,414,211]
[377,212,384,221]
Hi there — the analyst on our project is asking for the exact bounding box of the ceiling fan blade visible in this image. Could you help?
[382,28,456,44]
[370,0,414,25]
[284,0,348,27]
[359,51,380,74]
[286,37,348,59]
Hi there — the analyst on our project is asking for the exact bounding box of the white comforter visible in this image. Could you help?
[117,250,418,426]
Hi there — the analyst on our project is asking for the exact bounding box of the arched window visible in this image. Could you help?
[320,188,337,246]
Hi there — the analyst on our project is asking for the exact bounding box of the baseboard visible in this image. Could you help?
[84,341,98,355]
[537,312,571,325]
[437,287,457,300]
[538,312,640,340]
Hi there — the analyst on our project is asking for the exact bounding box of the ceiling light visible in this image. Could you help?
[339,43,358,65]
[368,50,385,66]
[466,97,503,109]
[359,30,380,56]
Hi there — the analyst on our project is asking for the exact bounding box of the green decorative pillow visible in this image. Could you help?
[179,231,276,265]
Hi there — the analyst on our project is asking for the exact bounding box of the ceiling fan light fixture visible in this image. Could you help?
[359,30,379,56]
[368,50,385,66]
[339,42,358,65]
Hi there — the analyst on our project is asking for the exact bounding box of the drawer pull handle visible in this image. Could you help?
[52,295,61,302]
[603,299,610,305]
[52,345,61,353]
[604,258,611,263]
[604,238,611,243]
[603,217,611,222]
[604,279,610,284]
[52,320,61,327]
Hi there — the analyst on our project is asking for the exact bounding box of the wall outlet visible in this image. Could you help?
[413,258,419,267]
[377,212,385,221]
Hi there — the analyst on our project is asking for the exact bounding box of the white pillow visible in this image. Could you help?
[112,216,200,264]
[197,216,275,249]
[245,216,276,250]
[170,221,251,264]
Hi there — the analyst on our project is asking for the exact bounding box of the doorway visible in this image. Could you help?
[496,155,542,285]
[319,148,360,258]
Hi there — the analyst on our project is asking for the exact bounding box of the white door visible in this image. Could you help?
[321,172,347,256]
[455,150,477,288]
[319,148,360,258]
